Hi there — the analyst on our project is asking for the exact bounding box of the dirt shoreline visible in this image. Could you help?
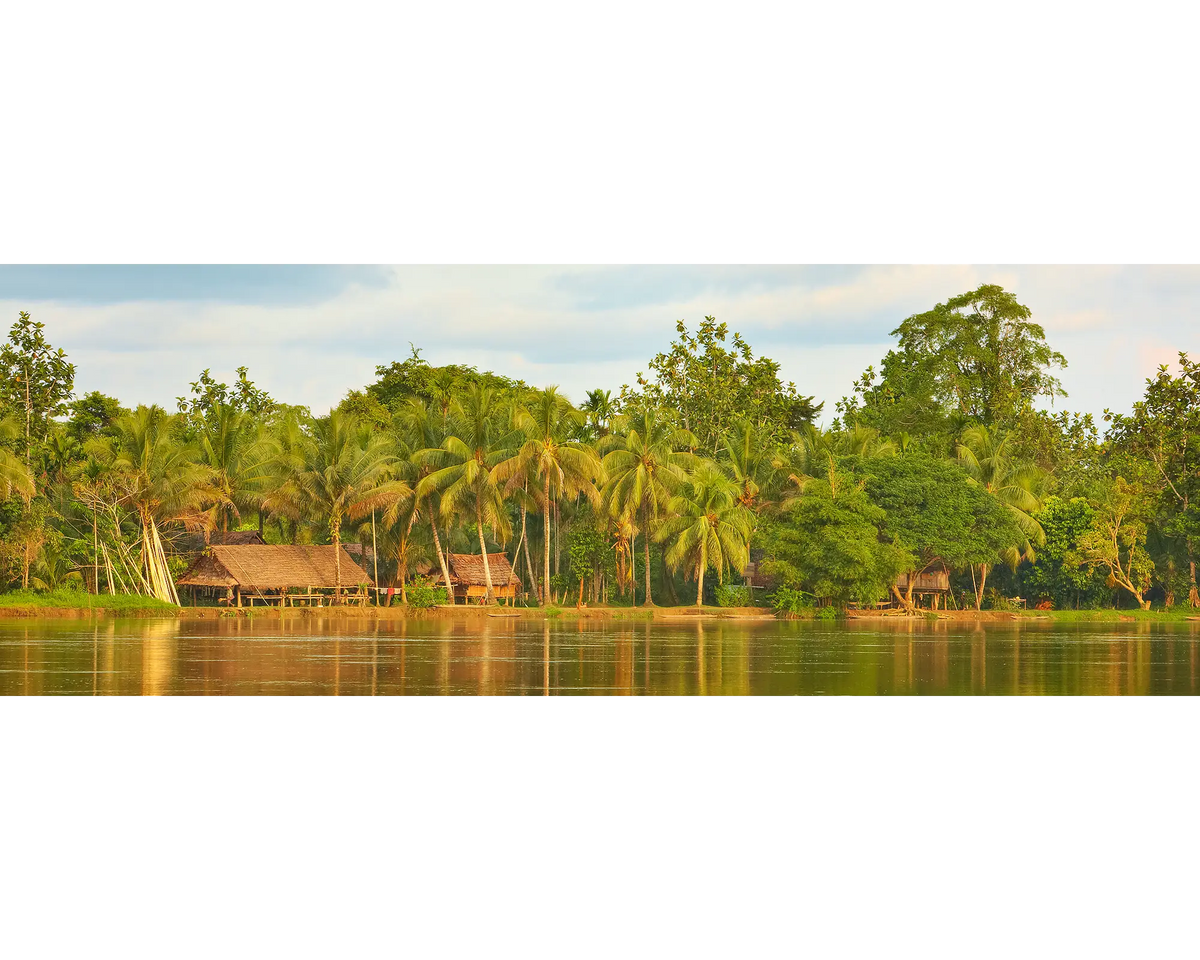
[0,604,778,622]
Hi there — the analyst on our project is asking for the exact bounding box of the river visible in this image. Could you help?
[1,616,1198,694]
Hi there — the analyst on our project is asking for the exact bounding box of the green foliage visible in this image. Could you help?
[814,605,841,622]
[713,582,752,607]
[622,317,821,454]
[888,284,1067,427]
[770,585,812,616]
[67,391,126,443]
[765,466,911,608]
[1021,496,1108,607]
[1078,476,1155,608]
[0,311,76,461]
[178,367,276,421]
[405,576,448,608]
[368,346,531,417]
[856,453,1021,571]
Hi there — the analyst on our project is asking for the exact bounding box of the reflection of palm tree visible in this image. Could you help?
[600,409,695,606]
[655,461,754,606]
[499,387,603,605]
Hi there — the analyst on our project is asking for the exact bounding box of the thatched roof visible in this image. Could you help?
[176,545,372,590]
[447,552,519,587]
[169,530,267,555]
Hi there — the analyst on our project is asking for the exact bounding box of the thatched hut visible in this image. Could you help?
[896,560,951,607]
[176,544,372,607]
[446,552,520,603]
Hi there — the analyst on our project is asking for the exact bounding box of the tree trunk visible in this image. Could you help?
[543,473,552,605]
[93,513,99,596]
[891,584,916,615]
[332,516,342,601]
[430,510,454,603]
[477,502,495,602]
[975,563,989,611]
[631,530,637,605]
[696,548,705,607]
[643,504,654,606]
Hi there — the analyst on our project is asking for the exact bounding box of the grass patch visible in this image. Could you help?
[0,589,178,613]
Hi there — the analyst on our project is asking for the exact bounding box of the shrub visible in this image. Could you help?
[714,582,752,607]
[406,577,448,609]
[814,605,842,622]
[770,585,812,617]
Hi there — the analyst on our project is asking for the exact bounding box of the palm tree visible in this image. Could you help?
[416,385,519,602]
[0,415,34,502]
[580,388,617,439]
[655,460,754,606]
[286,411,409,596]
[31,542,83,592]
[395,397,456,598]
[956,424,1047,608]
[498,387,603,605]
[197,402,277,534]
[600,408,696,605]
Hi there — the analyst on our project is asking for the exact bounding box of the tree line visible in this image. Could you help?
[0,285,1195,612]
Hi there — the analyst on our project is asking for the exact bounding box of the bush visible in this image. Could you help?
[814,605,842,622]
[770,585,812,617]
[714,582,752,607]
[406,577,448,609]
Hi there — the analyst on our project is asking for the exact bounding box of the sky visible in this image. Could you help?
[0,264,1195,425]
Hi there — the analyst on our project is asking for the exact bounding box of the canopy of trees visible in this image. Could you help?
[0,287,1195,613]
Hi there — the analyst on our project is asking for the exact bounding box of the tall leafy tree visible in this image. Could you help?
[623,317,820,453]
[0,311,76,467]
[887,284,1067,426]
[1104,353,1200,605]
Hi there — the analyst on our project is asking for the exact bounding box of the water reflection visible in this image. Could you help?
[0,617,1199,695]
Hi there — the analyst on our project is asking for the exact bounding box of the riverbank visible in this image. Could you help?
[4,595,1199,625]
[0,598,775,622]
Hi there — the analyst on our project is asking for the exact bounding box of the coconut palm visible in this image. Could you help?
[498,387,603,605]
[31,542,84,592]
[580,388,617,439]
[394,397,457,598]
[600,408,696,605]
[284,411,410,595]
[655,460,754,606]
[416,385,519,602]
[197,402,278,534]
[957,423,1047,607]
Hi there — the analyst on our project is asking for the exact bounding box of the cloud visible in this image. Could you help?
[1,265,1198,421]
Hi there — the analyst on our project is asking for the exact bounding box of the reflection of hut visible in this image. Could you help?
[169,529,266,557]
[447,552,520,603]
[175,545,372,607]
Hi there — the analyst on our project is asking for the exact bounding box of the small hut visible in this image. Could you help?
[446,552,520,603]
[175,544,372,607]
[896,560,951,607]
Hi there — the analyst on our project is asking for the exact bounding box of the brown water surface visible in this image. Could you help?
[1,616,1198,695]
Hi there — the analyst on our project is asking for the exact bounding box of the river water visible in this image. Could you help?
[1,616,1198,695]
